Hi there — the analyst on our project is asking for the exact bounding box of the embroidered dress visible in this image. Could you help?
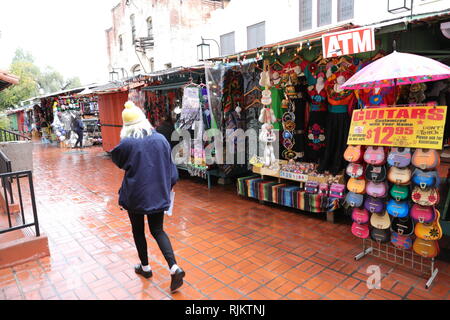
[305,86,327,162]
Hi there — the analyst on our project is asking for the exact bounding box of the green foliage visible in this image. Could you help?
[0,48,84,111]
[0,116,10,130]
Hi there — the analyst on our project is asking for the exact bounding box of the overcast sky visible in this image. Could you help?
[0,0,119,85]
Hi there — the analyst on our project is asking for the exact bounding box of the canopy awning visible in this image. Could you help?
[142,81,189,91]
[0,70,20,92]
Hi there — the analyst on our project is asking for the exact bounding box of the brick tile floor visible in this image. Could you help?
[0,143,449,300]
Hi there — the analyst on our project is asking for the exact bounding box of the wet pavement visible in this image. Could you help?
[0,143,449,300]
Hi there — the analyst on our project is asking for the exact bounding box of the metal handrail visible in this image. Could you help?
[0,170,40,237]
[0,128,31,142]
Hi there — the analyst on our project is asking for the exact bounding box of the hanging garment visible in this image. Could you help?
[305,85,328,162]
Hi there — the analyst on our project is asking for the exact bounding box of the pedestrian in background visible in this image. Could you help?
[111,101,185,293]
[72,114,84,149]
[156,113,176,149]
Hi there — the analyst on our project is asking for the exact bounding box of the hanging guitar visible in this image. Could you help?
[365,165,387,183]
[344,145,364,163]
[364,146,386,165]
[414,209,443,241]
[412,149,440,170]
[391,216,414,236]
[391,232,413,250]
[387,147,411,168]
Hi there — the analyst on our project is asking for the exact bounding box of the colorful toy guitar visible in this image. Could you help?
[366,181,388,198]
[391,232,413,250]
[346,163,364,178]
[386,199,409,218]
[364,146,386,165]
[370,210,391,230]
[352,208,370,225]
[415,209,443,241]
[388,167,412,185]
[413,238,439,258]
[411,186,440,206]
[365,165,386,183]
[346,192,364,207]
[391,216,414,235]
[370,228,391,243]
[344,145,363,163]
[390,184,409,202]
[411,204,435,223]
[351,222,369,239]
[412,149,440,170]
[364,196,385,214]
[347,177,366,194]
[387,147,411,168]
[412,169,440,189]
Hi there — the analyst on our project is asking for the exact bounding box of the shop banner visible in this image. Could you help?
[322,27,375,59]
[347,106,448,149]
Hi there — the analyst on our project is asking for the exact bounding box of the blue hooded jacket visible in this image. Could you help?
[111,130,178,214]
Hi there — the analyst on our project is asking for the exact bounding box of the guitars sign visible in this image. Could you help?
[348,106,448,150]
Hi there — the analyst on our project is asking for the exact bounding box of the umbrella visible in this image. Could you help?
[341,50,450,90]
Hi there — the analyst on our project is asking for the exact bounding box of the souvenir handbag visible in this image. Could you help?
[347,177,366,194]
[330,183,345,199]
[412,169,440,189]
[387,147,411,168]
[414,209,443,241]
[344,145,363,163]
[366,181,388,198]
[413,238,440,258]
[318,183,329,196]
[391,216,414,235]
[305,181,319,194]
[390,184,409,202]
[370,211,391,230]
[411,204,435,223]
[388,167,412,185]
[391,232,413,250]
[370,228,391,243]
[346,192,364,207]
[346,163,364,178]
[351,222,369,239]
[352,208,370,225]
[364,196,384,214]
[412,149,440,170]
[386,199,409,218]
[411,186,440,206]
[365,165,387,183]
[364,146,386,165]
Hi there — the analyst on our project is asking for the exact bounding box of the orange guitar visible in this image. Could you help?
[415,209,443,241]
[347,177,366,194]
[344,145,363,163]
[413,238,440,258]
[412,149,440,170]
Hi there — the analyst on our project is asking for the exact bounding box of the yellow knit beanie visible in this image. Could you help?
[122,101,145,126]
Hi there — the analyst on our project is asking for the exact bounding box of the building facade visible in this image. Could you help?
[105,0,228,79]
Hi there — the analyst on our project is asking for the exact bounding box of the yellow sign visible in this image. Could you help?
[347,106,448,150]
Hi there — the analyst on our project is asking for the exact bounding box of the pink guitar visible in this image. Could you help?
[364,147,386,165]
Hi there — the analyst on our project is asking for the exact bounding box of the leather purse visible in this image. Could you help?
[411,186,440,206]
[386,199,409,218]
[346,192,364,207]
[352,208,370,225]
[412,169,440,189]
[370,211,391,230]
[364,146,386,165]
[347,177,366,194]
[365,165,386,183]
[411,204,435,223]
[387,147,411,168]
[391,216,414,235]
[390,184,409,201]
[364,196,384,214]
[346,163,364,178]
[388,167,412,185]
[366,181,388,198]
[351,222,369,239]
[391,232,413,250]
[370,227,391,243]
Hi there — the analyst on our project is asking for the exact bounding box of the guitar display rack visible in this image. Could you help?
[354,238,438,289]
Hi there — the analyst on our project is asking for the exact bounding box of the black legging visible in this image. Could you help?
[127,211,177,268]
[75,131,83,148]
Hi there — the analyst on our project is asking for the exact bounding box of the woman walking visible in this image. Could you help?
[72,114,84,149]
[111,101,185,293]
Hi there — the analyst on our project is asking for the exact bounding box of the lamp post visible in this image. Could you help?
[197,37,221,61]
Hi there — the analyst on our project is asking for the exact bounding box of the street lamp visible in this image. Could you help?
[197,37,220,61]
[387,0,412,14]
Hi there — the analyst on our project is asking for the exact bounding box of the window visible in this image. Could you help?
[130,14,136,45]
[338,0,354,21]
[119,35,123,51]
[220,32,235,56]
[317,0,332,27]
[299,0,313,31]
[247,21,265,50]
[147,17,153,38]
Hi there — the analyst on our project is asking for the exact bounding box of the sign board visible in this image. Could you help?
[347,106,448,150]
[322,27,376,59]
